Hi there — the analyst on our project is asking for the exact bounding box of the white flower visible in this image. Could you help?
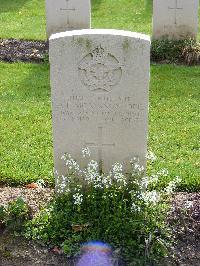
[101,175,112,188]
[157,169,169,177]
[110,163,127,187]
[146,151,157,161]
[140,176,149,189]
[164,177,181,195]
[131,202,141,212]
[131,159,145,177]
[112,162,123,173]
[149,175,159,184]
[88,160,98,170]
[141,191,160,205]
[184,201,193,209]
[73,192,83,205]
[175,176,182,183]
[61,154,67,160]
[82,147,91,158]
[36,179,45,188]
[65,158,80,171]
[130,156,140,164]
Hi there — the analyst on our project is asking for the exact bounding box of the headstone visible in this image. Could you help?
[153,0,199,40]
[45,0,91,38]
[49,29,150,176]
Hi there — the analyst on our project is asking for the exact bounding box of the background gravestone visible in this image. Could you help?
[49,29,150,176]
[153,0,199,40]
[45,0,91,38]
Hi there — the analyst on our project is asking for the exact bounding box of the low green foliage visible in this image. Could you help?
[25,154,174,264]
[151,39,200,65]
[0,197,30,232]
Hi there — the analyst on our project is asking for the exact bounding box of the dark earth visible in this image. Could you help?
[0,39,48,63]
[1,38,199,65]
[0,187,199,266]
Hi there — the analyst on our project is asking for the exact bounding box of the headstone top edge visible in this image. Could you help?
[49,29,151,42]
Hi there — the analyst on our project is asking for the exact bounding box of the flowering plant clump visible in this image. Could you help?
[25,149,181,265]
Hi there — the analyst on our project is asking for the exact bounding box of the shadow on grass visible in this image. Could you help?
[21,63,50,101]
[91,0,103,11]
[0,0,28,13]
[145,0,153,15]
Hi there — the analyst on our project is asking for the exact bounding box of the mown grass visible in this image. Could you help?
[148,65,200,191]
[0,0,200,40]
[0,63,53,185]
[0,62,199,190]
[0,0,46,40]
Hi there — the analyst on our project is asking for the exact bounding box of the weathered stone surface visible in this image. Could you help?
[49,29,150,175]
[153,0,199,40]
[45,0,91,38]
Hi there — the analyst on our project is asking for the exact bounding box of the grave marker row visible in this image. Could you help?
[46,0,199,41]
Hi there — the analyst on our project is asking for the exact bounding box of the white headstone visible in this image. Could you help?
[45,0,91,38]
[153,0,199,40]
[49,29,150,176]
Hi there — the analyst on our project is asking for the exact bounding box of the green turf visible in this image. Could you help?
[0,0,199,40]
[0,0,46,40]
[0,62,199,190]
[148,65,200,191]
[0,63,53,185]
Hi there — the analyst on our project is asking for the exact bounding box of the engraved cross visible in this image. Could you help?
[168,0,183,25]
[85,127,115,172]
[60,0,76,27]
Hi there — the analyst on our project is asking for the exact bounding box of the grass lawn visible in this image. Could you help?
[0,63,53,185]
[0,62,199,190]
[0,0,200,40]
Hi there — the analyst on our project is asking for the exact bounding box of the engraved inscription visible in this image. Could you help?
[60,0,76,27]
[55,94,144,125]
[168,0,183,25]
[78,46,123,93]
[85,127,115,171]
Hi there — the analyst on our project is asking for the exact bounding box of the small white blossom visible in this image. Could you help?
[82,147,91,158]
[164,177,181,195]
[146,151,157,162]
[141,191,160,205]
[149,175,159,184]
[130,156,140,164]
[140,176,149,189]
[131,202,141,212]
[36,179,45,188]
[184,201,193,209]
[110,163,127,187]
[73,192,83,205]
[65,158,80,171]
[61,154,67,160]
[88,160,98,170]
[157,169,169,177]
[112,162,123,173]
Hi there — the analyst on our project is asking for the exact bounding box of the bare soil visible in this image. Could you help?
[0,39,48,63]
[0,187,199,265]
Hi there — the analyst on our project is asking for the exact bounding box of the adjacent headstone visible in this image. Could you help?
[45,0,91,38]
[153,0,199,40]
[49,29,150,176]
